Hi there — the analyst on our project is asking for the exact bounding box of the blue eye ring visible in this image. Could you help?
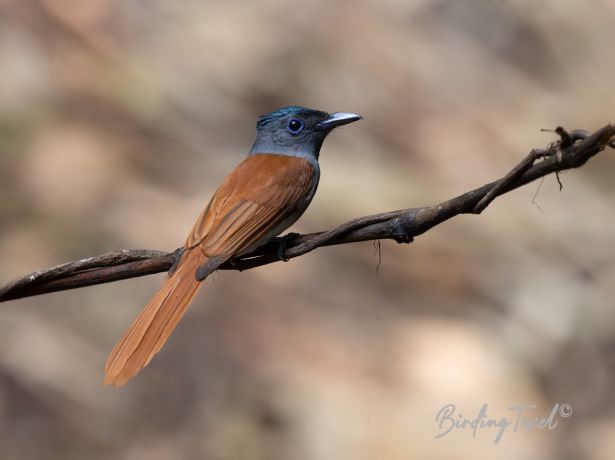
[287,118,304,134]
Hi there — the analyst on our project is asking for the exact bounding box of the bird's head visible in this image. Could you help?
[250,106,362,160]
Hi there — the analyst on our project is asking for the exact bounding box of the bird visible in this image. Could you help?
[103,106,362,386]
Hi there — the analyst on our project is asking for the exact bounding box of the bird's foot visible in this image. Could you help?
[270,233,300,262]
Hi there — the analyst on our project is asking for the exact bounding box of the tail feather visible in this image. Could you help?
[103,248,206,387]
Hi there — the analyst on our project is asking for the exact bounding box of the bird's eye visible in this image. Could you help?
[287,118,304,134]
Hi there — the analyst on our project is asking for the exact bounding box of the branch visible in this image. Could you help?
[2,125,614,302]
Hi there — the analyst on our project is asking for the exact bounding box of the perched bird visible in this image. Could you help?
[103,106,362,386]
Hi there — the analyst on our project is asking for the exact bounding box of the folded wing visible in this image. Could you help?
[187,153,317,261]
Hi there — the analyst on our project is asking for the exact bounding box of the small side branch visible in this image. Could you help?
[1,124,613,302]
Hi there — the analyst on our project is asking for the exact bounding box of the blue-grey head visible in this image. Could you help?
[249,106,362,160]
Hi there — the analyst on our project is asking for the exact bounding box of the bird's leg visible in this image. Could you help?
[269,232,300,262]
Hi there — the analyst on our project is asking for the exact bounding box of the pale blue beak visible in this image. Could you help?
[315,112,362,131]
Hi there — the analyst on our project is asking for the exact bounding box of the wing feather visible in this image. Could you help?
[186,154,316,260]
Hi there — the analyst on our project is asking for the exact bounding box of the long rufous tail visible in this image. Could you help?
[103,248,206,387]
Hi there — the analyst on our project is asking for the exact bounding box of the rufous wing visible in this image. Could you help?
[187,153,316,258]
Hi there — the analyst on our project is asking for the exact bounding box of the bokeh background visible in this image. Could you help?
[1,0,615,459]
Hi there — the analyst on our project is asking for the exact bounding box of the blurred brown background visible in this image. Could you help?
[1,0,615,459]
